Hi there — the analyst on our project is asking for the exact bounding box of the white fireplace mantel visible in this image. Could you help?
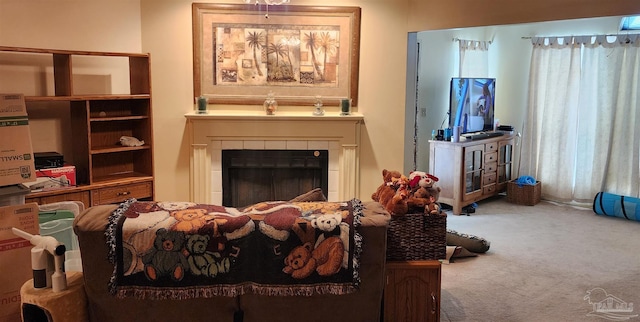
[185,110,364,204]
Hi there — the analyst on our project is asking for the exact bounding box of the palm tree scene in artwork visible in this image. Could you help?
[214,25,340,87]
[246,30,265,77]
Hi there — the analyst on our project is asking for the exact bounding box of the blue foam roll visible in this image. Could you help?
[593,192,640,221]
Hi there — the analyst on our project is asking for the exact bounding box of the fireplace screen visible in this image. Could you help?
[222,150,328,207]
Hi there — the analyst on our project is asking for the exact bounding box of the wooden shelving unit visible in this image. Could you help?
[0,46,154,206]
[429,135,514,215]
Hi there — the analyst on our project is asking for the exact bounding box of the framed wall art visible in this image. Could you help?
[192,3,361,106]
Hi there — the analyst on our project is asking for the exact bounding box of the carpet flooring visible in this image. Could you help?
[440,196,640,322]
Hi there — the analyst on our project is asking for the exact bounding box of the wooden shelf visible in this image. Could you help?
[90,115,149,122]
[90,145,150,154]
[91,173,153,185]
[0,46,149,57]
[1,46,155,206]
[24,94,150,102]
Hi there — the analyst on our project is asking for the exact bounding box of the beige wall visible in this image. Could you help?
[2,0,639,202]
[0,0,142,52]
[408,0,640,31]
[140,0,411,201]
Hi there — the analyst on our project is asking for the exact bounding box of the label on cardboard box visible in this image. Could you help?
[0,94,36,187]
[0,202,39,322]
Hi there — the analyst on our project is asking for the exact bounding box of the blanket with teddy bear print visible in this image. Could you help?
[106,198,363,300]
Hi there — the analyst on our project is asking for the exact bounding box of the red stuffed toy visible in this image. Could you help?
[408,171,439,190]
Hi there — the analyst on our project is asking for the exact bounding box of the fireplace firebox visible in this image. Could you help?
[222,149,328,207]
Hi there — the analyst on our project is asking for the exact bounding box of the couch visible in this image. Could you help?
[73,200,391,322]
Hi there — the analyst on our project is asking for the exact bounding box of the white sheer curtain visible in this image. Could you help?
[457,39,490,77]
[520,35,640,203]
[578,35,640,199]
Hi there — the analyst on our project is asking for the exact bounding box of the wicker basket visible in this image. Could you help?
[386,212,447,261]
[506,180,541,205]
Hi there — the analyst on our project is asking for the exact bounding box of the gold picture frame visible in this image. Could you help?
[192,3,361,106]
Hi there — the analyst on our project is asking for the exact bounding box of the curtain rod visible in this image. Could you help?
[452,37,493,44]
[522,33,640,40]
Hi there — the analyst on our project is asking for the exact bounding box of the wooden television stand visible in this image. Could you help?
[429,133,515,215]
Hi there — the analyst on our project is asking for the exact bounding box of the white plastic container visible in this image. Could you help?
[39,218,78,251]
[38,201,84,216]
[37,201,85,272]
[64,250,83,272]
[0,184,29,206]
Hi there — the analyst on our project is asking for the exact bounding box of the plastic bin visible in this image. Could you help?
[39,218,78,251]
[38,201,84,217]
[39,210,75,223]
[0,184,29,206]
[65,250,83,272]
[37,201,85,272]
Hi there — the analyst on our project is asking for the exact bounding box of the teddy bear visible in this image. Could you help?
[423,186,443,215]
[371,169,405,202]
[312,236,345,276]
[311,212,342,239]
[143,228,189,281]
[378,183,410,216]
[311,212,350,268]
[283,236,345,279]
[371,169,410,216]
[282,242,317,279]
[171,208,210,233]
[406,186,431,212]
[185,234,230,278]
[408,171,439,190]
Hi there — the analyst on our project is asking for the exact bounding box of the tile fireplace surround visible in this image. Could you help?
[185,110,364,205]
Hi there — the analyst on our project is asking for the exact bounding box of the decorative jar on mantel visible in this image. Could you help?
[264,91,278,115]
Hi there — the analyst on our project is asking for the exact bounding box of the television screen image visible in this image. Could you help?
[449,77,496,134]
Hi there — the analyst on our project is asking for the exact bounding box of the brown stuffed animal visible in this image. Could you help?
[371,169,411,216]
[371,169,403,201]
[312,236,344,276]
[378,183,410,216]
[424,186,442,215]
[283,242,317,279]
[407,186,430,212]
[282,236,345,278]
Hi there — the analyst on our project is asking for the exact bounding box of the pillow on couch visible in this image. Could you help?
[289,188,327,202]
[446,229,491,253]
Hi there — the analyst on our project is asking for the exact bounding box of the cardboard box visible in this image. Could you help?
[0,203,39,322]
[0,94,36,187]
[28,165,76,191]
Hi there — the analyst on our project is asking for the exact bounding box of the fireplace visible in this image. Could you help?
[185,110,363,205]
[222,149,328,207]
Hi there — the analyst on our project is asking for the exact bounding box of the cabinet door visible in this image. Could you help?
[497,140,514,185]
[384,261,441,322]
[463,145,484,201]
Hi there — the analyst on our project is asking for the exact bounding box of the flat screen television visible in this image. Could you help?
[449,77,496,134]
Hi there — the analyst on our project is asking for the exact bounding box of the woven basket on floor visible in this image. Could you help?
[386,211,447,261]
[506,180,541,206]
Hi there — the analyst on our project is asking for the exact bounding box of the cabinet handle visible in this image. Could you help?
[431,292,437,314]
[117,191,131,196]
